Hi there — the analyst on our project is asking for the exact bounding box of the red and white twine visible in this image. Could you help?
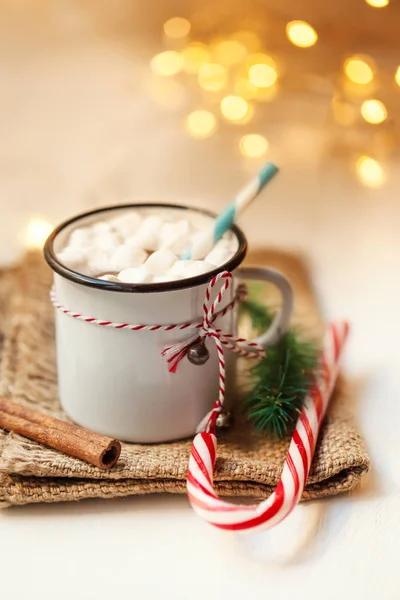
[51,272,349,533]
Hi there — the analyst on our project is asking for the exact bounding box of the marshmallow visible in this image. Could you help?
[68,227,93,249]
[124,235,147,250]
[169,259,214,279]
[159,220,191,255]
[109,244,147,271]
[110,212,143,238]
[98,273,119,282]
[135,216,164,251]
[57,209,238,281]
[153,274,180,283]
[205,240,235,267]
[182,260,215,278]
[144,249,177,275]
[91,231,120,253]
[57,246,86,268]
[92,221,112,236]
[169,260,194,275]
[87,249,115,276]
[118,267,152,284]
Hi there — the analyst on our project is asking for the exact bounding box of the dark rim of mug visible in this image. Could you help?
[44,203,248,293]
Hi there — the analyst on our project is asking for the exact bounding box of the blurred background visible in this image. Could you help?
[0,0,398,307]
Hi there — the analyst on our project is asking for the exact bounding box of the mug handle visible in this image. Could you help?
[236,266,294,348]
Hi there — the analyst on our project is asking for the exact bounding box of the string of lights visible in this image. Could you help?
[148,4,398,190]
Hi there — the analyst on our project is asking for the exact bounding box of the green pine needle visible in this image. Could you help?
[239,297,273,332]
[239,295,319,438]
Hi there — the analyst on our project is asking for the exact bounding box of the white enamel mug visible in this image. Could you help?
[44,204,293,443]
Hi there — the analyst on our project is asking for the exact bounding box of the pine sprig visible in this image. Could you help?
[238,297,273,332]
[239,295,319,438]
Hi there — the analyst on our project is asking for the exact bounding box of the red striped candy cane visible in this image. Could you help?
[187,321,349,532]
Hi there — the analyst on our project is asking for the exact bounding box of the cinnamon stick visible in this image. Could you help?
[0,398,121,469]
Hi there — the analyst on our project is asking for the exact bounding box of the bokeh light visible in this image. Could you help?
[361,99,387,124]
[356,156,385,187]
[220,96,249,121]
[286,21,318,48]
[239,134,269,158]
[395,66,400,86]
[182,43,210,73]
[163,17,191,39]
[344,57,374,84]
[25,217,53,249]
[150,51,183,76]
[211,40,247,66]
[185,110,217,138]
[248,64,277,88]
[365,0,389,6]
[246,53,277,69]
[235,103,254,124]
[198,63,227,91]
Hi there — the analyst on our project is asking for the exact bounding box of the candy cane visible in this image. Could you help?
[187,321,349,532]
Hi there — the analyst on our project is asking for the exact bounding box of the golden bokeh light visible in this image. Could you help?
[211,40,247,66]
[185,110,217,138]
[361,99,387,124]
[344,57,374,84]
[246,53,277,69]
[236,103,254,124]
[248,63,277,88]
[182,43,210,73]
[25,217,53,249]
[356,156,385,187]
[150,51,183,76]
[332,99,358,126]
[239,134,269,158]
[365,0,389,6]
[220,96,249,121]
[395,66,400,86]
[163,17,191,39]
[286,21,318,48]
[231,31,261,52]
[198,63,227,91]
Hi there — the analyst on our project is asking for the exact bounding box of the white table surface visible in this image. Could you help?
[1,20,399,600]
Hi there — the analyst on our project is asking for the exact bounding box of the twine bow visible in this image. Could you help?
[161,271,266,434]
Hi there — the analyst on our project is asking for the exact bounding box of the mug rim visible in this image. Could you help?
[44,203,248,293]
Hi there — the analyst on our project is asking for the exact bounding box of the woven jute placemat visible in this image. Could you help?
[0,250,369,507]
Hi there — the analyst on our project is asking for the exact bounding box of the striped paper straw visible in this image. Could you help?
[182,163,279,260]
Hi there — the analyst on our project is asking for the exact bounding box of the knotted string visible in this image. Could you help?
[161,271,265,433]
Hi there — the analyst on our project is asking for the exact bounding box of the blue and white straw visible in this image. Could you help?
[182,163,279,260]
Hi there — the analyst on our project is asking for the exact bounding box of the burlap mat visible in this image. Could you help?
[0,251,369,507]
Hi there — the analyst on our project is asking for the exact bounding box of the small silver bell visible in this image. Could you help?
[187,340,210,366]
[216,410,233,430]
